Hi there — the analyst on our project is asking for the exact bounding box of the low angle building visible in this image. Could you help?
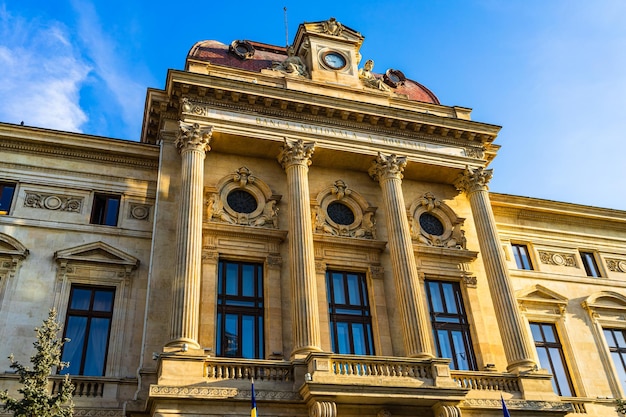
[1,17,626,417]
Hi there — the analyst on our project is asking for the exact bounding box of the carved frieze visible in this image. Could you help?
[606,258,626,273]
[149,385,300,401]
[24,192,82,213]
[462,398,573,412]
[73,410,123,417]
[538,251,577,267]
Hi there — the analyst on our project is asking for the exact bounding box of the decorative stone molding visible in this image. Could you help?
[462,398,573,412]
[432,403,461,417]
[538,251,577,267]
[129,203,151,221]
[277,138,315,168]
[312,180,377,239]
[517,284,568,317]
[149,385,301,401]
[175,122,212,153]
[454,166,493,194]
[73,410,123,417]
[409,192,466,249]
[309,401,337,417]
[369,265,385,280]
[462,275,477,288]
[368,152,406,182]
[464,146,485,159]
[606,258,626,273]
[23,191,82,212]
[315,260,327,273]
[54,241,139,281]
[205,167,281,228]
[229,40,255,60]
[376,409,391,417]
[267,254,283,268]
[320,17,343,36]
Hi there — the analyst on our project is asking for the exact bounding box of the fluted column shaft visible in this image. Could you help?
[278,139,322,358]
[455,167,536,372]
[168,122,212,349]
[369,153,434,358]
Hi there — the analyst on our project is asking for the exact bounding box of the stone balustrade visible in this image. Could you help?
[203,358,293,382]
[451,370,521,393]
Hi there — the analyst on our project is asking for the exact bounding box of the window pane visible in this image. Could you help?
[604,329,617,347]
[428,282,444,313]
[70,289,92,310]
[352,323,366,355]
[442,283,457,314]
[0,184,16,214]
[224,314,239,357]
[548,347,573,397]
[346,274,361,305]
[335,322,351,354]
[61,316,87,375]
[531,322,574,396]
[530,323,543,342]
[242,264,255,297]
[615,330,626,347]
[93,290,114,312]
[541,324,556,343]
[241,315,255,359]
[104,197,119,226]
[451,330,470,370]
[225,263,238,295]
[332,273,345,304]
[437,330,452,360]
[83,318,111,376]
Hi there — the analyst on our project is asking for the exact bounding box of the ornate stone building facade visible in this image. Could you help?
[1,18,625,417]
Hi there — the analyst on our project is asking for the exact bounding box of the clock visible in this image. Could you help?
[322,51,347,70]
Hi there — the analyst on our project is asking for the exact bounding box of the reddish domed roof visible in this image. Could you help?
[187,40,439,104]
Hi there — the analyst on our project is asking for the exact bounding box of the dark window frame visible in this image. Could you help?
[425,279,477,370]
[512,243,533,270]
[90,193,121,226]
[216,260,264,359]
[530,322,575,396]
[603,328,626,394]
[326,270,374,355]
[60,285,115,376]
[580,251,601,277]
[0,182,16,215]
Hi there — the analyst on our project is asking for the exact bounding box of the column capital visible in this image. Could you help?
[454,166,493,194]
[368,152,407,183]
[175,122,213,154]
[278,138,315,169]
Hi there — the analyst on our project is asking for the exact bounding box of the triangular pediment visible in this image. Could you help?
[517,285,568,306]
[0,233,29,259]
[583,291,626,312]
[54,241,139,268]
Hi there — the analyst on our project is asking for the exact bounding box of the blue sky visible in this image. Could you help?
[1,1,625,210]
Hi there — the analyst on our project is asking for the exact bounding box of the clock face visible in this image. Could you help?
[322,51,347,70]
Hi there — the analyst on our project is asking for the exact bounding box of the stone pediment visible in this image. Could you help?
[0,233,29,259]
[582,291,626,312]
[517,285,568,309]
[298,18,364,43]
[54,241,139,269]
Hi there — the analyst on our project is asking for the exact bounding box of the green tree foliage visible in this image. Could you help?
[0,309,74,417]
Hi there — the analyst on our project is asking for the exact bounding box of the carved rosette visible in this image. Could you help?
[24,192,82,212]
[368,152,407,183]
[606,258,626,273]
[175,122,213,154]
[309,401,337,417]
[454,166,493,194]
[277,138,315,168]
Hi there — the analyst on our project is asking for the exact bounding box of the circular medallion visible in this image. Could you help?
[619,260,626,273]
[327,201,354,225]
[322,51,347,70]
[419,212,444,236]
[43,196,62,210]
[227,190,257,214]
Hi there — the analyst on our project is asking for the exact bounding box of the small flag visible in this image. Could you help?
[251,377,257,417]
[501,395,511,417]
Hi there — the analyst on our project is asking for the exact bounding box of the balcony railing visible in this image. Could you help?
[203,358,293,382]
[330,356,432,379]
[451,370,521,393]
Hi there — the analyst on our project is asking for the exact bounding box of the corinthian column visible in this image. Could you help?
[277,138,322,358]
[455,166,536,372]
[167,122,212,349]
[369,153,433,358]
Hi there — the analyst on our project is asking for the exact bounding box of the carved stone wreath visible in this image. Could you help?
[205,167,281,228]
[409,192,466,249]
[312,180,376,239]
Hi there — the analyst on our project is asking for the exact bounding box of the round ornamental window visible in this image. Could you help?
[327,202,355,225]
[227,190,258,214]
[419,212,444,236]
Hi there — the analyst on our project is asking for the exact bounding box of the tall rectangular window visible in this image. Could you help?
[512,243,533,270]
[61,286,115,376]
[326,270,374,355]
[90,194,120,226]
[530,322,574,396]
[216,260,264,359]
[425,280,476,370]
[580,251,601,277]
[0,182,16,215]
[603,328,626,393]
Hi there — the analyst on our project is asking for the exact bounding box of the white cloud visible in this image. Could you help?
[0,7,91,132]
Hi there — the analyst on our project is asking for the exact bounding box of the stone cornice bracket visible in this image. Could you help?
[175,121,213,154]
[454,166,493,194]
[277,138,315,168]
[368,152,407,183]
